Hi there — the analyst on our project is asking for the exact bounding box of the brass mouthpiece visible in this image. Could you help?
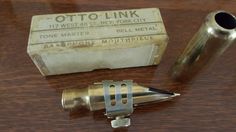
[61,81,180,128]
[61,82,179,111]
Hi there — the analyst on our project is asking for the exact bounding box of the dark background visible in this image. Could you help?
[0,0,236,131]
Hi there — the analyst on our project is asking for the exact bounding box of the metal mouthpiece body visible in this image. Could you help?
[61,80,180,128]
[171,11,236,81]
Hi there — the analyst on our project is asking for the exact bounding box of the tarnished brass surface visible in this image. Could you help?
[171,11,236,81]
[61,82,179,111]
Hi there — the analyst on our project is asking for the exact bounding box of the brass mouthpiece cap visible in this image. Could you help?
[171,10,236,81]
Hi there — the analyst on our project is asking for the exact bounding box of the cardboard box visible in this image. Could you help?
[27,8,168,76]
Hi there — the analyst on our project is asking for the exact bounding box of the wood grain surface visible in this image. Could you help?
[1,0,236,131]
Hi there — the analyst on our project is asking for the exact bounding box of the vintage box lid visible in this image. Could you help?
[27,8,167,53]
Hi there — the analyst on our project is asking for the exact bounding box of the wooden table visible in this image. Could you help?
[1,0,236,131]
